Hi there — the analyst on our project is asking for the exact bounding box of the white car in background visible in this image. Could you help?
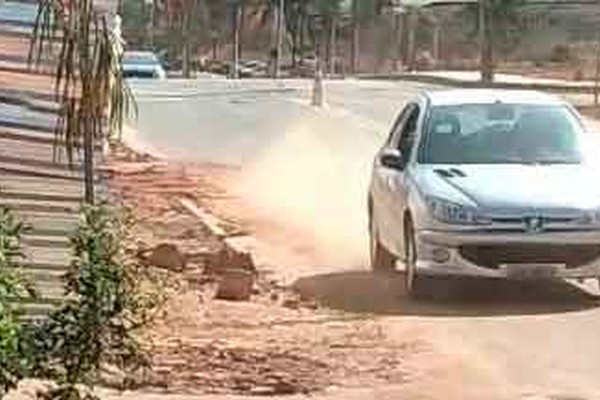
[122,51,166,79]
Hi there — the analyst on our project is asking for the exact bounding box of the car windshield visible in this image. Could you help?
[418,103,583,165]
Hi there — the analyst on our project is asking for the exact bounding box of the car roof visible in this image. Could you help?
[423,89,565,107]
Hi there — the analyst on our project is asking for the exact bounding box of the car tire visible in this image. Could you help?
[404,219,431,299]
[369,215,396,273]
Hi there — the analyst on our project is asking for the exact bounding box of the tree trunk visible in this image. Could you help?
[350,0,359,75]
[291,9,300,69]
[182,12,191,78]
[182,42,191,78]
[298,9,305,66]
[83,94,94,204]
[274,0,284,78]
[239,3,245,61]
[594,36,600,105]
[328,16,336,76]
[231,4,240,79]
[393,12,402,72]
[83,130,94,204]
[407,10,417,71]
[479,0,493,82]
[212,34,217,60]
[433,22,441,65]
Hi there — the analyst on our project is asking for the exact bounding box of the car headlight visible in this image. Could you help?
[427,197,490,225]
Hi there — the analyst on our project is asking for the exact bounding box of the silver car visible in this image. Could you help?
[122,51,166,79]
[368,89,600,298]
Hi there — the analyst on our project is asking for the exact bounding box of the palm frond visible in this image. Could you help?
[29,0,136,203]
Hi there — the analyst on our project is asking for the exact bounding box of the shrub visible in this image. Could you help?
[29,204,153,400]
[0,208,34,396]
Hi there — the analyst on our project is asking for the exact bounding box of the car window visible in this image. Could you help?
[385,105,412,147]
[418,103,583,164]
[397,105,421,162]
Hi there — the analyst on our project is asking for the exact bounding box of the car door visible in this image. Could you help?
[372,103,421,256]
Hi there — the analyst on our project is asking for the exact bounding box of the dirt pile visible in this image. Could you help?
[107,149,428,397]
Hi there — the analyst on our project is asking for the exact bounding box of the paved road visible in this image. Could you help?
[128,77,600,400]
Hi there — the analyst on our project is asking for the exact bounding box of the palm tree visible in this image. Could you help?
[30,0,135,204]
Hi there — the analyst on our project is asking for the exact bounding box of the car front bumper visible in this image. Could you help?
[415,229,600,279]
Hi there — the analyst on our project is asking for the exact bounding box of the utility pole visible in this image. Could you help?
[274,0,284,78]
[479,0,493,83]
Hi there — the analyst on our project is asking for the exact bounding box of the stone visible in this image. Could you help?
[282,297,301,310]
[148,243,186,271]
[215,268,255,301]
[249,386,276,396]
[205,244,256,275]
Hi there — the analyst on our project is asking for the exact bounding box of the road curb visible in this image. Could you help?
[357,73,599,94]
[177,197,258,266]
[178,197,227,239]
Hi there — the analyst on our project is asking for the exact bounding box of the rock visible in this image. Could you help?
[272,381,300,395]
[148,243,186,271]
[215,268,255,301]
[205,244,256,275]
[249,386,275,396]
[282,297,301,310]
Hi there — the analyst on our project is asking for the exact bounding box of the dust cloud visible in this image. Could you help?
[234,108,383,271]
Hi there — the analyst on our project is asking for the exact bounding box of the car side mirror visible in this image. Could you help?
[380,149,405,170]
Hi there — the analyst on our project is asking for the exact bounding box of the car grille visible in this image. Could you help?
[459,244,600,270]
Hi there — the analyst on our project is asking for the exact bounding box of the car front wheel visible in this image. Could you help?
[369,216,396,273]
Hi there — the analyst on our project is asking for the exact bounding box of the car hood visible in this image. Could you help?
[414,164,600,213]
